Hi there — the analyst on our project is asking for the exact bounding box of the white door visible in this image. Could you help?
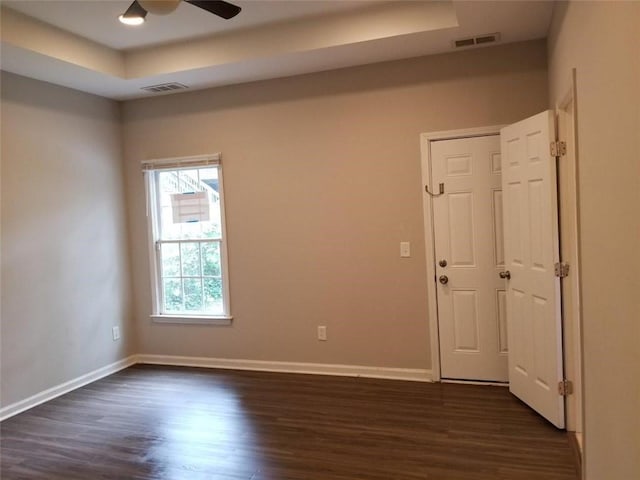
[432,135,508,382]
[557,94,583,436]
[500,110,565,428]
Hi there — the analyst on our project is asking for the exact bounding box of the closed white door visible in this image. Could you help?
[500,110,565,428]
[432,135,508,382]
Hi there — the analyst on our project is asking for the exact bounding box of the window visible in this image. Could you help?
[143,155,231,324]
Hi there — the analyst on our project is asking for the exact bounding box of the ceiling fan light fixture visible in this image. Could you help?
[138,0,181,15]
[119,0,241,25]
[118,14,145,26]
[119,0,148,26]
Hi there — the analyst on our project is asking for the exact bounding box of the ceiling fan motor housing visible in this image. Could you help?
[138,0,181,15]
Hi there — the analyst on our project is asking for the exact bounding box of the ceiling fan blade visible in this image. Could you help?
[186,0,241,19]
[122,0,148,19]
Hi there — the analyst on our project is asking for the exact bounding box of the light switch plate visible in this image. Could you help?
[400,241,411,258]
[317,326,327,341]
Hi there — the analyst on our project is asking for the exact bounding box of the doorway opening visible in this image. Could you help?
[420,108,583,435]
[420,125,505,385]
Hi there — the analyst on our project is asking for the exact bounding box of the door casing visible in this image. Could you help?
[420,125,505,382]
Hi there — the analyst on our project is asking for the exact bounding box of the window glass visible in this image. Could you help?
[149,165,228,317]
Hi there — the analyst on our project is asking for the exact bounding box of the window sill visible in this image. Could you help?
[150,314,233,326]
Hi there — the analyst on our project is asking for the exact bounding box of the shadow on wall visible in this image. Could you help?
[0,72,119,120]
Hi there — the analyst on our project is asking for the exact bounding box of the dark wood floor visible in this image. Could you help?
[0,365,579,480]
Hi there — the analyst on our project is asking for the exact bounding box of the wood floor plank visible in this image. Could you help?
[0,365,579,479]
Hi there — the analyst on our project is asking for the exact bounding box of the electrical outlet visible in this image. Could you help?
[400,241,411,258]
[112,326,121,341]
[317,325,327,341]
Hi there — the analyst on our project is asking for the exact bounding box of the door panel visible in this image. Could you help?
[432,135,508,382]
[492,190,505,266]
[448,193,475,266]
[452,290,479,351]
[500,110,564,428]
[496,290,508,353]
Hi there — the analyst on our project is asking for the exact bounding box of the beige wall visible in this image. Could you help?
[0,72,134,407]
[548,2,640,478]
[122,40,548,369]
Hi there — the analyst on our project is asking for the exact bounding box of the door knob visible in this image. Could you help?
[499,271,511,280]
[439,275,449,285]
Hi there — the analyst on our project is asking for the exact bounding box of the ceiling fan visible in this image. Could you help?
[120,0,241,25]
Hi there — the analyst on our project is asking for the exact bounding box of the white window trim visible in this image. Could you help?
[143,154,232,325]
[150,314,232,325]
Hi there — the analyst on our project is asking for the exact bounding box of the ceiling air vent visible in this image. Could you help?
[455,37,475,48]
[453,33,501,49]
[141,82,189,94]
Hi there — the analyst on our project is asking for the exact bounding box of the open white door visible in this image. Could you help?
[500,111,565,428]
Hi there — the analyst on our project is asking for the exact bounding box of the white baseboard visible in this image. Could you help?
[0,354,432,421]
[136,354,434,382]
[441,379,509,387]
[0,355,137,421]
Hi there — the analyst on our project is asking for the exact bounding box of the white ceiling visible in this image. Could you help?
[0,1,555,100]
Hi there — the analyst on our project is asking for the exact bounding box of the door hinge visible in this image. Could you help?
[558,379,573,396]
[550,141,567,157]
[554,262,570,278]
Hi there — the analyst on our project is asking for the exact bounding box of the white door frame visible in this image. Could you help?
[420,125,505,382]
